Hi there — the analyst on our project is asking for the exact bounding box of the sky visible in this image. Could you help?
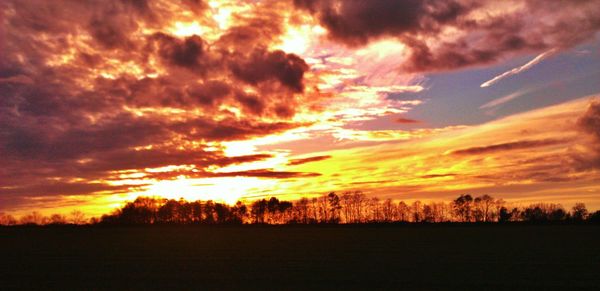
[1,0,600,216]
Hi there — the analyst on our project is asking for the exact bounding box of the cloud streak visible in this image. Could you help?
[480,49,557,88]
[288,155,332,166]
[449,139,566,155]
[479,88,533,109]
[395,117,421,124]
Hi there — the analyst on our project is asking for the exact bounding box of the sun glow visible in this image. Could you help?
[138,177,277,205]
[170,21,203,37]
[275,24,325,55]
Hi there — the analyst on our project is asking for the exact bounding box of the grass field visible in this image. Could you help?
[1,224,599,290]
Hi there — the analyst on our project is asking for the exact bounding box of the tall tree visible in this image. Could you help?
[452,194,473,222]
[398,201,409,222]
[71,210,86,224]
[412,201,423,223]
[572,203,588,222]
[327,192,341,223]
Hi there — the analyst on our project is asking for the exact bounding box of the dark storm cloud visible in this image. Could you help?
[152,33,208,71]
[230,49,309,93]
[450,139,566,155]
[171,118,305,141]
[288,155,332,166]
[294,0,471,46]
[296,0,600,72]
[235,91,267,116]
[186,80,232,107]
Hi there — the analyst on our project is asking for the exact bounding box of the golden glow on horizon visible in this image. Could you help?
[138,177,277,205]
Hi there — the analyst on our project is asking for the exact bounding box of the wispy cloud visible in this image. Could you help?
[449,139,566,155]
[395,117,421,124]
[481,49,557,88]
[288,155,332,166]
[479,88,534,109]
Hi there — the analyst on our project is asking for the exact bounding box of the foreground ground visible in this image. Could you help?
[1,224,599,290]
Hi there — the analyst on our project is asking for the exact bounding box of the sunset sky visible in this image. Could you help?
[2,0,600,217]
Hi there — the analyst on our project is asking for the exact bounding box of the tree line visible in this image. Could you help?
[2,192,600,226]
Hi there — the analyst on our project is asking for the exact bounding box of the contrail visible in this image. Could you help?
[481,49,557,88]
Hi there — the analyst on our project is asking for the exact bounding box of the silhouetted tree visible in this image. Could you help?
[422,204,435,223]
[571,203,588,222]
[452,194,473,222]
[326,192,341,223]
[190,201,203,223]
[179,199,193,224]
[473,195,495,222]
[278,200,293,223]
[521,205,546,222]
[340,192,352,223]
[310,197,319,222]
[549,207,567,221]
[382,199,396,222]
[204,200,216,224]
[498,207,512,223]
[49,214,67,225]
[352,191,367,223]
[158,200,181,224]
[412,200,423,222]
[368,197,382,222]
[70,210,87,225]
[251,199,268,224]
[19,211,46,225]
[0,213,17,225]
[588,210,600,223]
[519,203,566,222]
[296,197,310,223]
[214,203,231,224]
[267,197,280,223]
[398,201,409,222]
[231,201,248,224]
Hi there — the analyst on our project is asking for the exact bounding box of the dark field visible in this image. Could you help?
[1,225,600,290]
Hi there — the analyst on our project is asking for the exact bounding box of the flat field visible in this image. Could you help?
[1,224,599,290]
